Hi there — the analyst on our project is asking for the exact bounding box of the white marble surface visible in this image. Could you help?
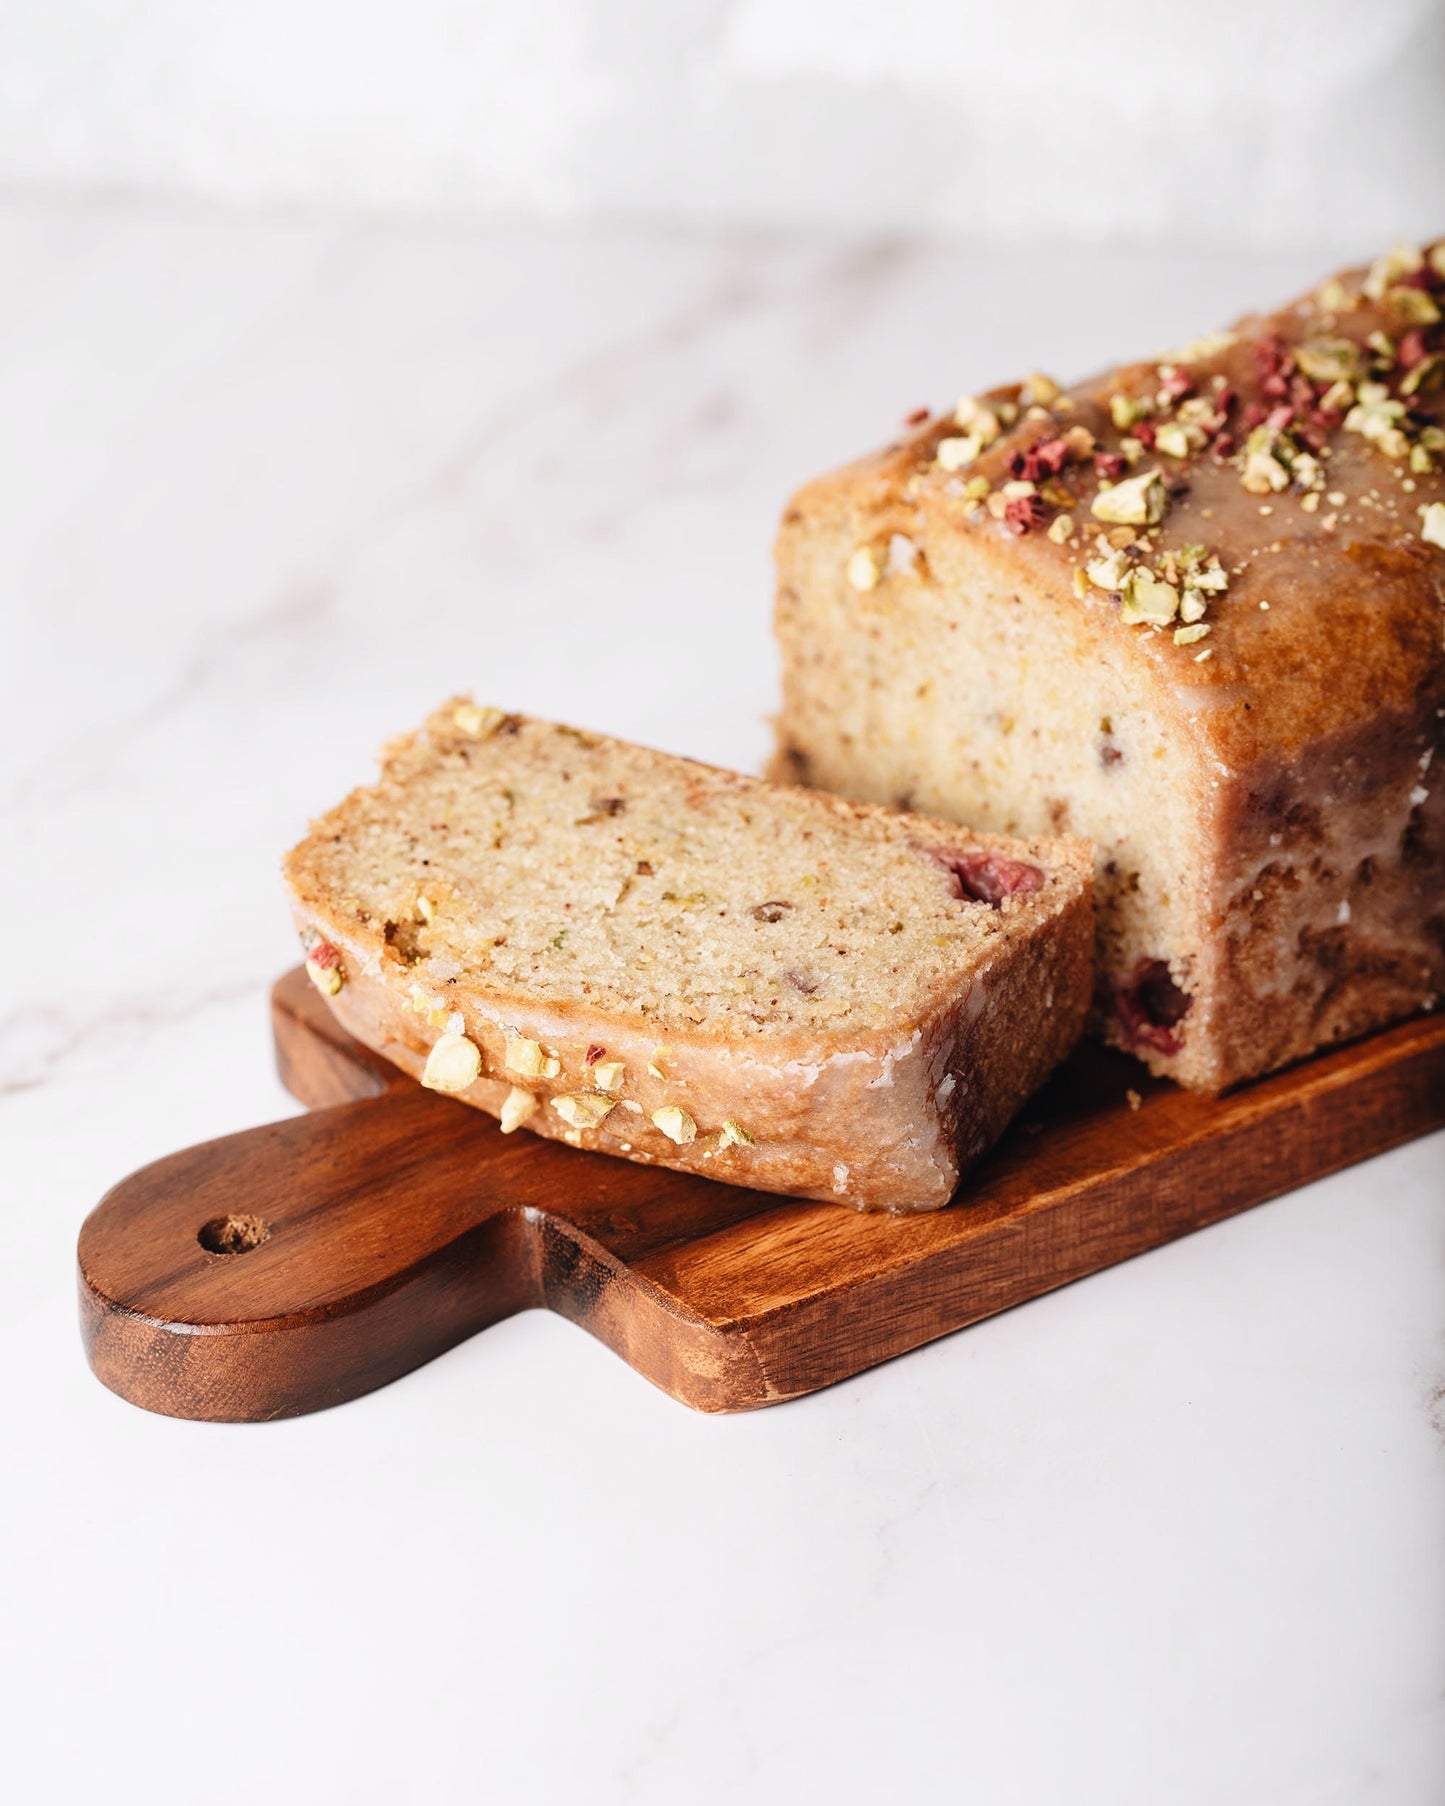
[2,195,1442,1805]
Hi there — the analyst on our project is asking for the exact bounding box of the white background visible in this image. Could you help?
[2,7,1444,1804]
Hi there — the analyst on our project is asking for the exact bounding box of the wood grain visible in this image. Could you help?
[77,968,1445,1420]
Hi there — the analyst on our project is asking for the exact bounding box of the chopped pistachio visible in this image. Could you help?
[1179,588,1208,623]
[719,1118,756,1148]
[1021,371,1061,406]
[1420,502,1445,549]
[505,1034,561,1080]
[1319,378,1356,414]
[1301,491,1321,513]
[962,473,992,501]
[1085,545,1133,590]
[591,1059,626,1092]
[953,395,1002,444]
[1109,392,1151,430]
[646,1047,671,1079]
[1090,468,1167,526]
[1174,623,1210,646]
[551,1093,616,1131]
[1118,569,1180,627]
[1401,354,1443,399]
[1410,443,1436,474]
[422,1033,482,1095]
[846,545,882,591]
[1071,567,1088,600]
[1295,337,1364,384]
[1344,383,1409,459]
[452,702,505,738]
[1362,240,1423,303]
[1167,330,1237,365]
[304,953,343,997]
[1240,427,1291,495]
[1000,478,1036,499]
[936,434,984,472]
[652,1104,697,1146]
[1316,276,1355,313]
[1154,422,1193,459]
[499,1086,539,1133]
[1386,285,1441,326]
[1063,424,1097,459]
[1046,513,1076,544]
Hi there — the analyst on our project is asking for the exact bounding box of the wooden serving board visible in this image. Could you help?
[78,968,1445,1421]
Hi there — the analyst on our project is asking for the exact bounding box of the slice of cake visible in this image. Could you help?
[283,702,1093,1211]
[774,241,1445,1092]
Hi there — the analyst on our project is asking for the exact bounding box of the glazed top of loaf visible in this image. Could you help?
[801,242,1445,779]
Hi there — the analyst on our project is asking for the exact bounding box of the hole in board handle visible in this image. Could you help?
[198,1214,272,1256]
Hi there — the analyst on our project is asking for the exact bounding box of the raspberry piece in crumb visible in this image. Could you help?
[1114,958,1191,1056]
[308,939,342,969]
[1003,494,1049,536]
[585,1043,606,1065]
[940,849,1046,906]
[1095,451,1127,482]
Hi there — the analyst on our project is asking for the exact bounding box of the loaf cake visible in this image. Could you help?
[283,703,1093,1211]
[774,242,1445,1092]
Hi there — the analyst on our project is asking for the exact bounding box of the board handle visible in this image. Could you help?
[77,1015,541,1421]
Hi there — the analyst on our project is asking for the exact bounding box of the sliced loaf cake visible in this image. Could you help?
[774,242,1445,1092]
[283,702,1093,1211]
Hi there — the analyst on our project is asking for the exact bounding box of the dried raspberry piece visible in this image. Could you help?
[1398,328,1430,370]
[1007,436,1071,483]
[1114,958,1191,1056]
[903,405,931,426]
[1095,451,1127,481]
[1214,385,1237,417]
[584,1043,606,1065]
[1159,368,1195,404]
[939,849,1046,905]
[1211,431,1237,459]
[1265,403,1295,432]
[1133,420,1157,449]
[308,938,342,970]
[1239,401,1268,432]
[1003,494,1049,536]
[1253,334,1294,381]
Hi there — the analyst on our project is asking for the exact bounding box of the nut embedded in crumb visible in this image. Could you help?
[505,1034,561,1079]
[551,1093,616,1131]
[499,1086,538,1133]
[652,1104,696,1145]
[422,1033,482,1094]
[1125,1089,1142,1112]
[592,1060,626,1092]
[718,1118,756,1148]
[452,702,505,738]
[846,546,882,591]
[646,1047,671,1080]
[1420,502,1445,549]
